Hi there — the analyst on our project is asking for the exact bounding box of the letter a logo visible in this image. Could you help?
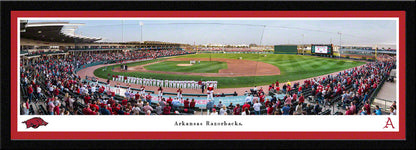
[383,117,395,129]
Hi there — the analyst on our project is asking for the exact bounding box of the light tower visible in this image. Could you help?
[337,32,342,58]
[140,21,144,43]
[302,34,305,55]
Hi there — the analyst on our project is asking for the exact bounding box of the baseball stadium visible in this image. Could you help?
[19,20,397,116]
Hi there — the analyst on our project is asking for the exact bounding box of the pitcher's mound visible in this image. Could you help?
[177,64,193,66]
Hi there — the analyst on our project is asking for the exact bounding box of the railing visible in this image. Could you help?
[368,76,388,106]
[372,97,394,114]
[74,61,105,73]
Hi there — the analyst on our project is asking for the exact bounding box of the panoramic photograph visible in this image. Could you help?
[19,19,397,116]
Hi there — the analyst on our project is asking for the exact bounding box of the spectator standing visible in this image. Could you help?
[206,100,214,113]
[364,101,371,115]
[145,93,152,104]
[27,85,33,102]
[298,93,305,104]
[314,101,321,115]
[36,85,42,98]
[190,99,196,110]
[253,100,262,115]
[172,98,181,111]
[242,102,250,112]
[267,104,273,115]
[233,104,242,115]
[245,95,252,105]
[48,100,55,115]
[166,97,173,106]
[184,98,190,109]
[163,104,171,115]
[282,104,290,115]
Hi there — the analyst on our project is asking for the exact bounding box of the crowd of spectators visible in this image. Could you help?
[206,55,396,115]
[20,49,193,115]
[72,50,190,68]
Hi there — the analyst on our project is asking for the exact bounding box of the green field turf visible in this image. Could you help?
[94,54,366,89]
[144,61,227,73]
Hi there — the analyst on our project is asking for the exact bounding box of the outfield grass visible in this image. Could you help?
[144,61,227,73]
[94,54,365,88]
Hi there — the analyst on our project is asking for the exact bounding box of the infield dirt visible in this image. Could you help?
[113,57,281,77]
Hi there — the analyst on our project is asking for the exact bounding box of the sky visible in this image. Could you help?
[28,19,397,46]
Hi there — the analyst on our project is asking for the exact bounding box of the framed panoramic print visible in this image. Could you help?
[1,1,414,149]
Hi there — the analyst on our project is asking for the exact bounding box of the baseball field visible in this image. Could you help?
[93,53,366,88]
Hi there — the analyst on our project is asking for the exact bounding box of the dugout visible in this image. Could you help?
[274,45,298,54]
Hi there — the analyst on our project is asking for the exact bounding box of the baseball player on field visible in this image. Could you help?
[207,84,214,101]
[214,81,218,89]
[177,88,183,100]
[159,80,163,87]
[140,85,146,96]
[186,81,190,89]
[179,81,185,88]
[158,86,163,100]
[194,81,198,89]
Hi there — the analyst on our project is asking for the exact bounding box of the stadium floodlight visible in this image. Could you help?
[140,21,144,43]
[338,32,342,58]
[302,34,305,55]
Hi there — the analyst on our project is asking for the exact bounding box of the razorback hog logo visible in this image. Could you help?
[22,117,48,129]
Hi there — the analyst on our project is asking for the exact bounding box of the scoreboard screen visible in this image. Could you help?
[311,45,332,54]
[315,46,328,53]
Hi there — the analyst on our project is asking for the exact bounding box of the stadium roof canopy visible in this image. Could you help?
[20,21,102,43]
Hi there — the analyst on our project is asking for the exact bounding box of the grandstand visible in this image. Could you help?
[19,20,397,116]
